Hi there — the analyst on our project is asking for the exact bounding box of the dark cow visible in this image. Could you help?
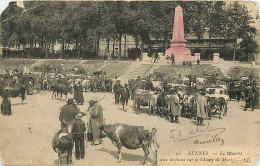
[0,78,27,104]
[157,93,167,117]
[52,127,73,165]
[227,82,242,102]
[100,123,159,165]
[52,83,73,100]
[181,95,197,119]
[207,96,227,119]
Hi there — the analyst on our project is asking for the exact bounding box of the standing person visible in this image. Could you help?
[1,97,12,115]
[155,52,159,63]
[112,76,118,93]
[244,86,254,111]
[197,58,200,65]
[196,89,208,126]
[87,100,103,145]
[123,83,130,106]
[168,91,180,123]
[72,112,86,160]
[74,82,84,105]
[171,53,175,65]
[59,98,82,133]
[27,78,34,95]
[113,80,122,105]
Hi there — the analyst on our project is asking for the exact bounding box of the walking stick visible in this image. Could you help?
[84,132,88,149]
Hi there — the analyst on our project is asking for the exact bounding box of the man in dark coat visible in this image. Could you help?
[113,81,122,105]
[59,98,82,133]
[171,53,175,65]
[244,86,254,111]
[72,112,86,160]
[87,100,103,145]
[74,82,84,105]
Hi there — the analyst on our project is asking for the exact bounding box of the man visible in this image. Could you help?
[168,91,180,123]
[197,58,200,65]
[123,83,130,106]
[171,53,175,65]
[112,76,118,93]
[244,86,254,111]
[113,80,122,104]
[87,100,103,145]
[121,84,130,111]
[59,98,82,132]
[196,89,208,126]
[72,112,86,160]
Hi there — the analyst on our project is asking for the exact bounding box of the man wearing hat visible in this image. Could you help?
[59,98,84,132]
[168,91,180,123]
[87,100,103,145]
[72,112,86,160]
[244,86,254,111]
[196,89,208,126]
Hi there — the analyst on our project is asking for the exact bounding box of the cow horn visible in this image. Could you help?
[63,119,67,125]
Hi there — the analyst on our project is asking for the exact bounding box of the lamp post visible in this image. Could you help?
[233,38,243,61]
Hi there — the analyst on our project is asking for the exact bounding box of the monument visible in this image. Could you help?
[166,5,197,64]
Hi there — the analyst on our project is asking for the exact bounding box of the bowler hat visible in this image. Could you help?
[67,98,74,104]
[75,112,84,119]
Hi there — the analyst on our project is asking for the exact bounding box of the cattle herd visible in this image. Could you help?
[0,65,259,165]
[123,72,259,122]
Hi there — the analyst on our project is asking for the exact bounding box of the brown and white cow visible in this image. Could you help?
[100,123,159,165]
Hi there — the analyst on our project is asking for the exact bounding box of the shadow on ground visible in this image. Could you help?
[96,147,153,164]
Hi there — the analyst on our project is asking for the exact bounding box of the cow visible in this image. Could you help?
[133,89,153,114]
[181,95,197,119]
[52,82,73,100]
[227,82,242,102]
[0,78,27,104]
[151,81,163,91]
[149,94,158,116]
[207,96,227,119]
[156,93,167,117]
[100,123,159,165]
[81,79,90,92]
[52,127,73,165]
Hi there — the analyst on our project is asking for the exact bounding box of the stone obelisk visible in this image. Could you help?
[166,5,196,64]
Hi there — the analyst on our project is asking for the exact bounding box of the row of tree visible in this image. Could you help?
[0,1,258,60]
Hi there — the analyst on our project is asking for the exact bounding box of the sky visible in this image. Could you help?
[0,0,12,15]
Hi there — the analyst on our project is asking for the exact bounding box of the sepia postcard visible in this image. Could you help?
[0,1,259,166]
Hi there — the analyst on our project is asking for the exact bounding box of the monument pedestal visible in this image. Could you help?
[166,42,196,64]
[213,53,224,63]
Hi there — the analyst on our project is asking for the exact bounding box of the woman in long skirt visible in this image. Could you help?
[74,82,84,105]
[1,97,12,115]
